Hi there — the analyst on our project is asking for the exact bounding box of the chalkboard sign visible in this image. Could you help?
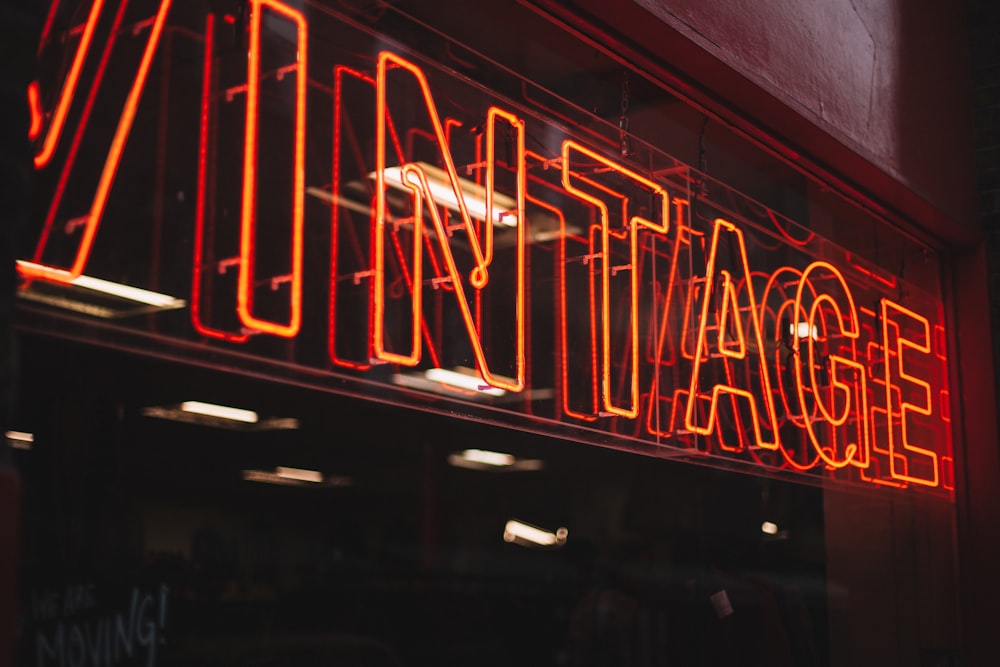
[25,582,169,667]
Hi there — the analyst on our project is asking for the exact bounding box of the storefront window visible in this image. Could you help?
[14,0,959,664]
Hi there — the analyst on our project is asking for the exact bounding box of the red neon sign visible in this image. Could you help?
[561,140,670,418]
[373,52,526,392]
[237,0,307,338]
[685,218,780,449]
[22,6,952,494]
[32,0,107,170]
[791,261,870,470]
[21,0,173,284]
[881,299,939,487]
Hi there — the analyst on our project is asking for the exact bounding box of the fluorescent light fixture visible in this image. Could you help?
[180,401,258,424]
[447,449,544,472]
[5,431,33,450]
[306,186,372,216]
[503,519,568,548]
[17,260,186,310]
[142,403,297,431]
[242,468,350,488]
[242,469,303,486]
[761,521,779,535]
[424,367,506,397]
[391,371,504,399]
[392,367,554,405]
[459,449,515,467]
[789,322,818,340]
[532,227,582,242]
[375,162,519,227]
[275,466,323,484]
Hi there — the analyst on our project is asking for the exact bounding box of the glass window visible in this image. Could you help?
[15,1,959,664]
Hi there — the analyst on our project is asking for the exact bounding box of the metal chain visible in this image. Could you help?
[619,69,632,158]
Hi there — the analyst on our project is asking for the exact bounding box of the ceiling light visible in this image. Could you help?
[180,401,258,423]
[5,431,33,450]
[142,403,298,431]
[275,466,323,483]
[447,449,544,472]
[17,260,186,318]
[375,162,519,227]
[424,367,506,396]
[242,469,302,486]
[242,468,350,487]
[789,322,818,340]
[761,521,779,535]
[503,519,568,548]
[392,367,555,405]
[532,226,582,242]
[392,367,507,399]
[306,186,372,216]
[459,449,515,467]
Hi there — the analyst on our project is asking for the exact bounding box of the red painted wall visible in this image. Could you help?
[635,0,892,159]
[532,0,978,243]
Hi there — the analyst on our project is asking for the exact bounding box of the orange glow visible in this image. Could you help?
[33,0,105,169]
[38,0,61,56]
[79,0,170,278]
[29,0,127,277]
[845,252,897,289]
[767,209,814,246]
[942,456,955,491]
[881,299,939,487]
[192,13,249,343]
[378,53,493,291]
[684,218,778,449]
[27,81,43,140]
[715,271,747,359]
[520,150,599,421]
[328,64,373,370]
[236,0,307,338]
[19,0,172,285]
[759,267,825,459]
[561,139,670,418]
[792,261,870,470]
[528,191,596,422]
[329,64,441,371]
[329,66,380,370]
[646,389,700,439]
[644,216,688,437]
[647,197,690,372]
[373,170,423,365]
[23,12,953,494]
[374,52,526,392]
[684,219,780,449]
[387,217,433,362]
[933,324,948,361]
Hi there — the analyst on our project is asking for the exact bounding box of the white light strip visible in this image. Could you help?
[460,449,515,467]
[242,469,304,486]
[5,431,34,450]
[275,466,324,483]
[306,186,372,216]
[180,401,258,424]
[424,368,506,397]
[789,322,818,340]
[377,162,519,227]
[447,452,545,472]
[17,261,186,309]
[242,469,351,487]
[503,519,568,547]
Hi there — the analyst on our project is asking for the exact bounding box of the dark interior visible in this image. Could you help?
[14,333,828,666]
